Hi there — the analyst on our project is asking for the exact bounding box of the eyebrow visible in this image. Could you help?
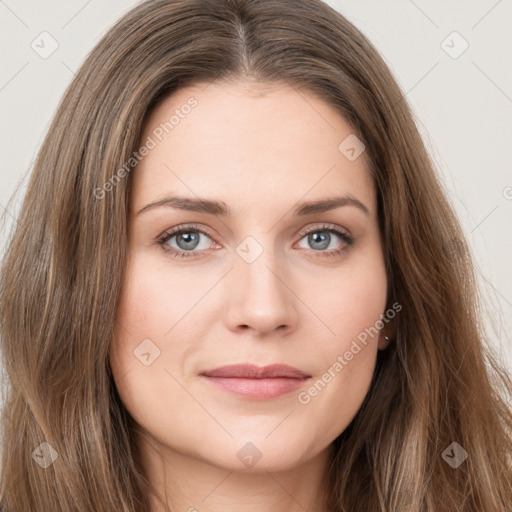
[136,194,370,217]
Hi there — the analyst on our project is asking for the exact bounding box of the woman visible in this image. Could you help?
[1,0,511,510]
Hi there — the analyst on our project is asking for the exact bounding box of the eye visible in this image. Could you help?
[295,224,354,259]
[158,224,217,259]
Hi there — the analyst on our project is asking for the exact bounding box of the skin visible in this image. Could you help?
[109,79,393,512]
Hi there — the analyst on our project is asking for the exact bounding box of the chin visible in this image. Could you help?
[196,435,323,474]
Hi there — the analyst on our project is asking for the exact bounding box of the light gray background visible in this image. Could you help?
[0,0,511,372]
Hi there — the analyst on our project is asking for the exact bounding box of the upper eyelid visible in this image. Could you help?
[159,224,215,241]
[298,223,351,237]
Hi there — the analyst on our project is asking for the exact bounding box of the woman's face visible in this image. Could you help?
[110,80,389,473]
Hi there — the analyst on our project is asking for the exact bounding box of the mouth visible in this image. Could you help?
[200,364,311,400]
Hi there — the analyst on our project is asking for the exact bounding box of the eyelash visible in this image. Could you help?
[157,223,354,260]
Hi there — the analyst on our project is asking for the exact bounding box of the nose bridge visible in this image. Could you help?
[225,234,298,334]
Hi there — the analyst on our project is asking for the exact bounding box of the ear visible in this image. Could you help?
[378,319,396,350]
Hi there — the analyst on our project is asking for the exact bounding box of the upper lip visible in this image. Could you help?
[201,364,310,379]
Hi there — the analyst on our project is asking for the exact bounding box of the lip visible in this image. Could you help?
[202,364,310,379]
[200,364,311,400]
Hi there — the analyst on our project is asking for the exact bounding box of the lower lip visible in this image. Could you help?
[201,376,310,400]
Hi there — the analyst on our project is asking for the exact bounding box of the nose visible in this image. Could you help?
[224,242,299,337]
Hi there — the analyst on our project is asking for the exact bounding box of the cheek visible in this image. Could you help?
[109,263,180,437]
[109,255,211,419]
[294,249,387,436]
[297,347,377,451]
[112,254,196,343]
[307,248,388,343]
[109,258,167,392]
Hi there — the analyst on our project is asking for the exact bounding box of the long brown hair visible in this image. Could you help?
[1,0,511,510]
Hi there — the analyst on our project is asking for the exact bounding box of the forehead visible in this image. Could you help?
[131,80,375,217]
